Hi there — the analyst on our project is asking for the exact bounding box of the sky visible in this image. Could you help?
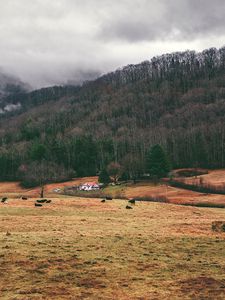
[0,0,225,88]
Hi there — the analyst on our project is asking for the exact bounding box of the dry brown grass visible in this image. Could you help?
[2,169,225,209]
[122,181,225,207]
[0,177,98,199]
[183,169,225,186]
[0,188,225,299]
[118,169,225,207]
[0,170,225,299]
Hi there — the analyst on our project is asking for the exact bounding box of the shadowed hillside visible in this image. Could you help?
[1,47,225,181]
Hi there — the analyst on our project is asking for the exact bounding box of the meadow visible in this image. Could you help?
[0,192,225,299]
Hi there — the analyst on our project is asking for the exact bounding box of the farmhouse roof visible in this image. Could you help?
[82,182,99,186]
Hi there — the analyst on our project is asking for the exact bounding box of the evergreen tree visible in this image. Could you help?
[146,144,171,178]
[98,169,111,184]
[29,143,46,161]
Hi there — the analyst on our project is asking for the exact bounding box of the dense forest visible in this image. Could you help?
[0,46,225,184]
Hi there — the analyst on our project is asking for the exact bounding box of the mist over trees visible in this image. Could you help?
[0,46,225,184]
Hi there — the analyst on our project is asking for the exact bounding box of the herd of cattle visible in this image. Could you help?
[101,196,135,209]
[1,195,136,209]
[1,197,52,207]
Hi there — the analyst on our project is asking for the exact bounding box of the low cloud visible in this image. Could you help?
[4,103,21,112]
[0,0,225,88]
[0,103,22,114]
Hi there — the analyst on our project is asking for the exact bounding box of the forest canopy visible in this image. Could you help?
[0,47,225,184]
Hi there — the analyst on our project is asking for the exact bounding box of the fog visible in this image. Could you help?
[0,0,225,88]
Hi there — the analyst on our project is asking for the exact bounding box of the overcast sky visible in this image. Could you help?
[1,0,225,88]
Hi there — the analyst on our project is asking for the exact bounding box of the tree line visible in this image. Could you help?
[0,47,225,184]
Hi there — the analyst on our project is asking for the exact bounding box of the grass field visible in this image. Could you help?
[1,170,225,299]
[2,169,225,206]
[0,192,225,299]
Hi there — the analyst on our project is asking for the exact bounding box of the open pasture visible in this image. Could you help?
[0,193,225,299]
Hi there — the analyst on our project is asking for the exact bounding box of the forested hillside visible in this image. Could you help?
[1,46,225,183]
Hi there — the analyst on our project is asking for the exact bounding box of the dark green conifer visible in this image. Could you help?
[98,169,111,184]
[146,144,171,178]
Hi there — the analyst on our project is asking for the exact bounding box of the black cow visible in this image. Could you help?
[128,199,136,204]
[35,203,42,207]
[105,196,113,200]
[101,199,106,203]
[1,197,7,203]
[22,196,28,200]
[36,199,47,203]
[126,205,133,209]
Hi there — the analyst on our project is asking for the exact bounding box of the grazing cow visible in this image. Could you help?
[46,200,52,203]
[128,199,136,204]
[101,199,106,203]
[22,196,28,200]
[106,196,113,200]
[35,203,42,207]
[1,197,8,203]
[36,199,47,203]
[126,205,133,209]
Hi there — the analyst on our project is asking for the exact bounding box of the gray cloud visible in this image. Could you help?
[0,0,225,88]
[99,0,225,42]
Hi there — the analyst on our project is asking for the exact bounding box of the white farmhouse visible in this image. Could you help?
[79,182,100,191]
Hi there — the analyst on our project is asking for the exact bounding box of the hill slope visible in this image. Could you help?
[1,46,225,180]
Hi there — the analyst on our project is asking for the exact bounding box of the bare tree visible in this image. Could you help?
[107,162,123,183]
[19,161,75,197]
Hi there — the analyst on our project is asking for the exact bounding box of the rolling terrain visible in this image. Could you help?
[0,193,225,299]
[1,169,225,207]
[1,45,225,299]
[1,170,225,299]
[1,47,225,184]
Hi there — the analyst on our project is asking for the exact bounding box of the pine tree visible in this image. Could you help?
[98,169,111,184]
[146,144,171,179]
[29,143,46,161]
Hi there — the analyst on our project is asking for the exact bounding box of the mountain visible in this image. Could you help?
[0,46,225,182]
